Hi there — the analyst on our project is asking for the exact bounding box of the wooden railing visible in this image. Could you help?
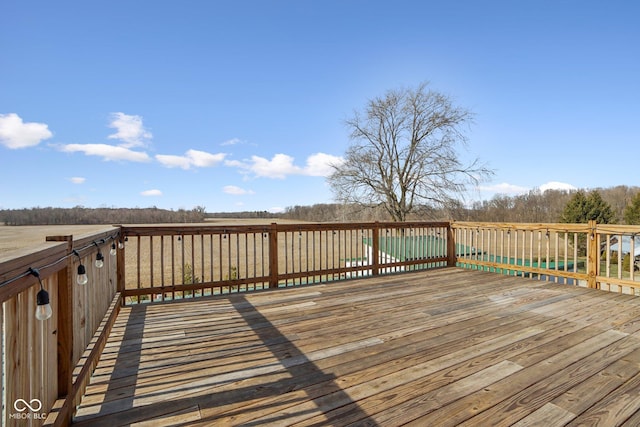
[0,228,120,427]
[594,224,640,294]
[3,220,639,426]
[452,221,640,294]
[119,222,452,304]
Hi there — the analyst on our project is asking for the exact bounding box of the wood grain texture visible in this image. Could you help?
[72,267,640,426]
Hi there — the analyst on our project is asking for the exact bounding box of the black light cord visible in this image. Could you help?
[0,232,120,290]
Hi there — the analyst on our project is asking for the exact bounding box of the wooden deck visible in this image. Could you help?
[72,267,640,426]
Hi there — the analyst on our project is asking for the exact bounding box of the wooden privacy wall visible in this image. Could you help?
[0,228,120,427]
[120,222,452,304]
[3,275,59,426]
[72,243,118,366]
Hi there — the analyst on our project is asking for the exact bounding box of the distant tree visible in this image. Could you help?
[623,192,640,225]
[328,82,493,222]
[560,190,614,255]
[560,190,614,224]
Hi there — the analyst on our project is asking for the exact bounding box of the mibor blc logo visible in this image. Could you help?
[10,398,47,420]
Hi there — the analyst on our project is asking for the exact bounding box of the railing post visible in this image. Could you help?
[447,222,457,267]
[45,234,74,426]
[372,222,380,276]
[587,220,598,289]
[269,223,279,288]
[116,227,126,304]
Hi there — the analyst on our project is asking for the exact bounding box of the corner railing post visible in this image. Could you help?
[372,222,380,276]
[269,223,279,288]
[587,220,598,289]
[116,226,126,304]
[44,234,75,426]
[447,222,457,267]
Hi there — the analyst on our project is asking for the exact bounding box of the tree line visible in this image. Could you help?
[3,185,640,226]
[282,185,640,224]
[0,206,208,225]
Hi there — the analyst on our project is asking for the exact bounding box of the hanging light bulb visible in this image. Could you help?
[77,264,88,285]
[93,241,104,268]
[73,250,89,285]
[36,288,53,320]
[118,239,125,249]
[110,242,117,256]
[95,251,104,268]
[29,268,52,321]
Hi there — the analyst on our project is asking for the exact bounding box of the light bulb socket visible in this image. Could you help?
[36,288,50,306]
[35,289,53,320]
[77,264,88,285]
[95,251,104,268]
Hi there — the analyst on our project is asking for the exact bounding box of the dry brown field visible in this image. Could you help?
[0,219,306,262]
[0,224,118,262]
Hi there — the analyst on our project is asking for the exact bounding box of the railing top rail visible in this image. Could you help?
[120,221,451,236]
[451,221,591,232]
[0,241,68,303]
[594,224,640,234]
[0,226,120,304]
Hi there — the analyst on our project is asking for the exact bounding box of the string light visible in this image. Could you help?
[94,241,104,268]
[29,268,52,321]
[0,232,121,307]
[110,243,117,256]
[73,250,89,285]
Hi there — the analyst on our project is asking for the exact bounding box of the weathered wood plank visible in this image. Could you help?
[72,268,640,426]
[566,369,640,426]
[550,352,640,419]
[511,403,575,426]
[407,329,630,426]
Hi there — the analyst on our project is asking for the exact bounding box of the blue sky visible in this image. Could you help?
[1,1,639,213]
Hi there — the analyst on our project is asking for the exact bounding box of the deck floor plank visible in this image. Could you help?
[73,268,640,426]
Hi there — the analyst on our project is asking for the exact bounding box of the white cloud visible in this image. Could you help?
[475,180,578,202]
[107,112,152,148]
[187,149,226,167]
[223,185,254,195]
[0,113,53,149]
[141,189,162,196]
[251,154,301,178]
[56,112,152,162]
[304,153,344,176]
[539,181,577,192]
[60,143,151,162]
[69,177,86,184]
[478,182,530,195]
[155,154,192,169]
[224,159,244,168]
[221,138,242,146]
[156,149,226,169]
[228,152,343,179]
[269,206,285,214]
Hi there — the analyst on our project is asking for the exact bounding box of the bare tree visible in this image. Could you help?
[328,82,493,221]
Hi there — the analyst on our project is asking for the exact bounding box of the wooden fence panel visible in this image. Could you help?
[1,228,119,426]
[3,277,58,426]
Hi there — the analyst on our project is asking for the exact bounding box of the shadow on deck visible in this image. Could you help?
[73,267,640,426]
